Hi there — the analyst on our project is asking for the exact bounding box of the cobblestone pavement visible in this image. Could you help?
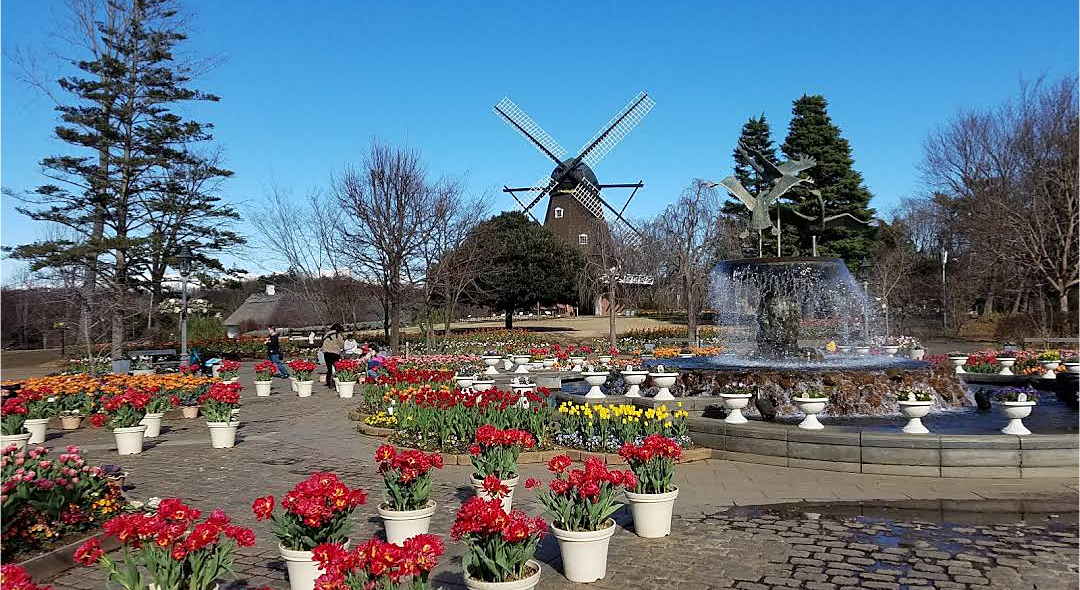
[27,366,1079,589]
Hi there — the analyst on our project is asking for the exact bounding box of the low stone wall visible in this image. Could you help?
[687,417,1079,479]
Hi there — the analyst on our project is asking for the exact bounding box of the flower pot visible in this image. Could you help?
[598,355,612,365]
[140,413,165,438]
[24,418,49,444]
[854,346,871,355]
[513,360,530,374]
[280,542,349,590]
[511,384,535,397]
[295,380,314,397]
[473,380,495,392]
[625,487,678,538]
[620,371,649,397]
[378,500,437,544]
[570,357,585,372]
[463,559,542,590]
[482,356,501,375]
[720,393,752,424]
[471,475,519,513]
[1,432,31,452]
[543,358,556,369]
[837,345,852,354]
[221,377,239,385]
[910,348,925,360]
[949,356,968,374]
[513,354,531,365]
[455,374,476,390]
[582,372,608,398]
[550,519,617,583]
[898,400,932,434]
[131,368,155,376]
[336,381,357,398]
[207,421,239,448]
[60,416,83,430]
[993,357,1017,376]
[1038,361,1060,380]
[1001,401,1035,435]
[793,397,828,430]
[1065,362,1080,374]
[290,377,298,393]
[677,353,694,359]
[883,345,900,356]
[181,406,200,419]
[254,380,273,397]
[648,373,678,400]
[113,425,147,455]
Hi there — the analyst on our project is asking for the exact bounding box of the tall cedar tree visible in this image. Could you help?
[11,0,241,354]
[779,95,876,265]
[721,114,778,257]
[468,212,584,328]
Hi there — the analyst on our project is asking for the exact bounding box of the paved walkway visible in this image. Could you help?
[27,365,1078,589]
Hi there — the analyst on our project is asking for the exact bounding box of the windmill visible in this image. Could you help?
[493,91,654,266]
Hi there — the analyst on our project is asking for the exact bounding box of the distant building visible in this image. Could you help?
[222,285,326,337]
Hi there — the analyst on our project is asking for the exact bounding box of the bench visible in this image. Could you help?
[1022,338,1080,350]
[128,349,179,370]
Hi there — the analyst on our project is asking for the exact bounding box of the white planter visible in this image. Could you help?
[995,358,1016,376]
[1001,401,1035,435]
[295,380,314,397]
[648,373,678,400]
[24,418,50,444]
[254,380,273,397]
[378,501,436,544]
[280,542,349,590]
[290,377,298,393]
[570,357,585,372]
[511,384,535,397]
[550,519,616,583]
[949,356,968,374]
[473,380,495,392]
[455,375,476,390]
[207,421,239,448]
[336,381,357,398]
[910,348,926,360]
[131,368,155,376]
[720,393,752,424]
[463,559,542,590]
[677,353,694,359]
[60,416,83,430]
[543,358,556,369]
[1065,362,1080,374]
[582,372,608,398]
[597,355,612,365]
[1,432,31,452]
[482,356,501,375]
[883,345,900,356]
[180,406,200,419]
[471,475,519,513]
[898,400,932,434]
[1039,361,1060,380]
[625,487,678,538]
[502,357,515,371]
[838,345,852,354]
[140,413,165,438]
[620,371,649,397]
[854,346,871,355]
[113,425,147,455]
[793,397,828,430]
[514,363,530,374]
[221,377,239,385]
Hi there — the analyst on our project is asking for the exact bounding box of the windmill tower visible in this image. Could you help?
[493,92,654,256]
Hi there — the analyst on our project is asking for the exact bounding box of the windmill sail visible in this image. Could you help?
[494,97,567,164]
[578,92,655,168]
[569,176,605,219]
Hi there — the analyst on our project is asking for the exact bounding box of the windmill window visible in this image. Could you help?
[554,207,564,219]
[578,234,588,245]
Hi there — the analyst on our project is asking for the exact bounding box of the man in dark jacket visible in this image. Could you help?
[265,325,289,378]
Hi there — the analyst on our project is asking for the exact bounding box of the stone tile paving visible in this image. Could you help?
[23,366,1079,589]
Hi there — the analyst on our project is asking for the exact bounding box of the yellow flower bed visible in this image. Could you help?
[555,400,690,450]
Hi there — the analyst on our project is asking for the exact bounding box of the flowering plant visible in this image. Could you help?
[20,388,58,420]
[252,472,367,551]
[1038,350,1061,362]
[288,359,317,381]
[217,360,241,380]
[75,499,255,590]
[534,455,634,532]
[997,386,1038,403]
[311,534,443,590]
[1,396,28,436]
[796,388,828,399]
[618,434,680,494]
[334,358,362,382]
[375,445,443,511]
[89,389,151,430]
[451,496,545,583]
[896,386,933,402]
[198,382,242,422]
[0,564,52,590]
[145,387,180,415]
[468,425,536,480]
[253,360,276,381]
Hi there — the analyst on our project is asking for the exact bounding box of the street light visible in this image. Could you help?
[175,245,194,364]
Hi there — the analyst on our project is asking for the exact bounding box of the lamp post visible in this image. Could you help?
[175,245,194,365]
[858,258,872,343]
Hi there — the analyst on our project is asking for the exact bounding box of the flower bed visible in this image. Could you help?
[554,401,690,452]
[926,349,1077,375]
[3,374,217,416]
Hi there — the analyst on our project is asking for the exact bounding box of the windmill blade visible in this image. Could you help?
[520,176,559,213]
[505,186,542,224]
[569,176,606,219]
[578,92,655,168]
[493,97,567,165]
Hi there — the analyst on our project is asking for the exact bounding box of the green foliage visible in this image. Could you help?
[186,315,226,342]
[780,95,877,265]
[467,212,584,327]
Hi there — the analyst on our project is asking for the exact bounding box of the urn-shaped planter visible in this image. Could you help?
[898,400,932,434]
[543,358,556,369]
[1,432,31,452]
[295,380,314,397]
[24,418,50,444]
[455,374,477,390]
[625,488,678,538]
[378,501,437,544]
[883,345,900,356]
[1039,361,1060,380]
[113,425,148,455]
[581,372,609,398]
[719,393,752,424]
[1065,362,1080,374]
[473,379,495,392]
[207,421,239,448]
[60,415,83,430]
[336,381,357,398]
[482,356,502,375]
[569,357,586,372]
[503,357,515,371]
[792,396,828,430]
[910,348,926,360]
[620,370,649,397]
[463,559,542,590]
[996,357,1016,376]
[511,384,535,398]
[677,352,694,359]
[648,372,678,400]
[140,412,165,438]
[254,380,273,397]
[471,475,519,512]
[837,345,852,354]
[948,356,968,374]
[854,346,871,355]
[550,519,617,583]
[1000,401,1035,435]
[597,355,612,365]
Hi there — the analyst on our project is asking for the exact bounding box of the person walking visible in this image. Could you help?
[321,324,345,389]
[265,325,289,378]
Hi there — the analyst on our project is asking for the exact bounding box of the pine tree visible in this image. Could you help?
[721,114,778,257]
[779,95,877,264]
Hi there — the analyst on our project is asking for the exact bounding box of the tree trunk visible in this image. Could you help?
[504,309,513,329]
[684,274,698,347]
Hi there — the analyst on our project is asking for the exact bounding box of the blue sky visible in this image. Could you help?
[2,0,1077,280]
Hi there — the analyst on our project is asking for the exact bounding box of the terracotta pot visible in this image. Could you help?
[181,406,200,419]
[61,416,83,430]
